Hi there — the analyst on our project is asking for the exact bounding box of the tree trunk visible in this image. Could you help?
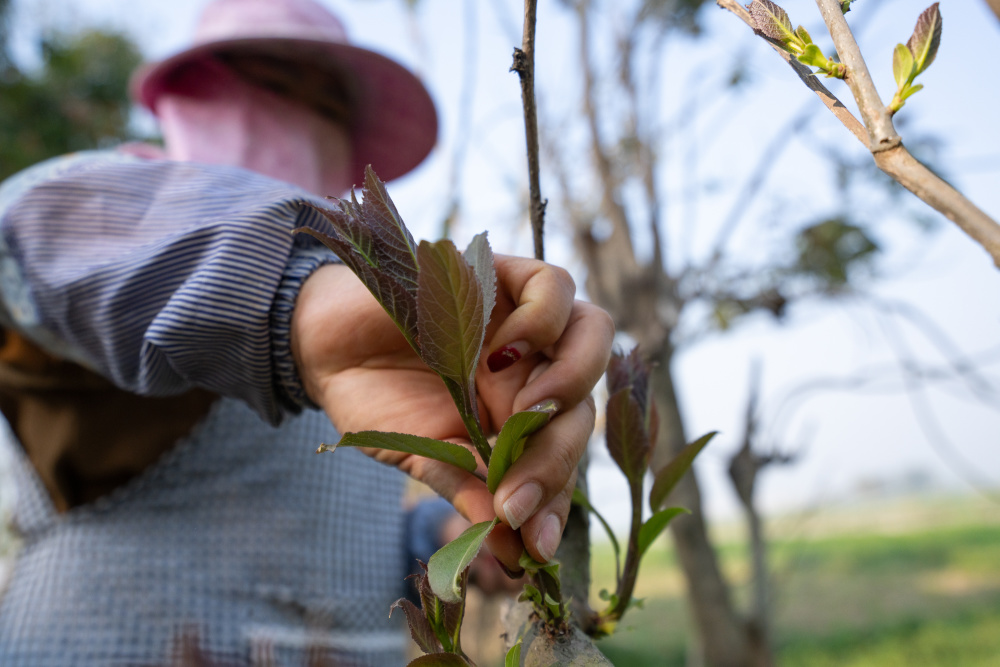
[643,342,766,667]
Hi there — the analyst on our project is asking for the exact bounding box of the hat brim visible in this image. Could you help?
[130,37,438,187]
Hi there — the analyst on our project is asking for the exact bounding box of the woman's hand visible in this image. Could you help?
[291,256,614,570]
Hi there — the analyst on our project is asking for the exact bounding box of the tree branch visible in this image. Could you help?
[511,0,546,261]
[716,0,868,145]
[720,0,1000,267]
[815,0,898,151]
[983,0,1000,24]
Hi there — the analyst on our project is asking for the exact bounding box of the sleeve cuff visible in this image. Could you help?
[270,238,339,415]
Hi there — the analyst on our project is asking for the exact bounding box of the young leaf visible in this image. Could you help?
[893,42,915,89]
[295,224,420,353]
[505,640,522,667]
[428,518,499,603]
[486,402,557,493]
[412,562,465,653]
[794,25,812,46]
[648,431,718,511]
[463,232,497,326]
[572,487,621,573]
[297,166,421,350]
[390,598,443,655]
[899,83,924,102]
[416,239,488,454]
[637,507,690,559]
[797,44,831,70]
[747,0,797,45]
[606,387,652,485]
[406,654,471,667]
[321,431,477,473]
[840,0,853,13]
[906,3,942,76]
[356,165,421,295]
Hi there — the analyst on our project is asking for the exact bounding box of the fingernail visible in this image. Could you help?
[502,482,543,530]
[487,342,527,373]
[527,399,560,415]
[536,514,562,563]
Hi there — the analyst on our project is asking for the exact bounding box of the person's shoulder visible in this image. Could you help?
[0,150,148,214]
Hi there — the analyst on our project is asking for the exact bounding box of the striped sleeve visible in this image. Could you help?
[0,151,339,424]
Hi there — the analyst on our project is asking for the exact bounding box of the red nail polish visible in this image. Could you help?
[487,345,522,372]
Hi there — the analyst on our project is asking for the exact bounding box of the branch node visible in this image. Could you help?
[510,47,528,75]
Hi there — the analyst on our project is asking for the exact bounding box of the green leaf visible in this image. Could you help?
[416,238,487,433]
[893,42,915,89]
[899,83,924,102]
[390,598,442,655]
[571,488,621,570]
[794,25,812,46]
[648,431,717,510]
[519,550,561,577]
[747,0,797,45]
[906,3,942,76]
[637,507,690,559]
[428,518,499,603]
[407,654,471,666]
[505,640,522,667]
[463,232,497,326]
[796,44,831,70]
[840,0,853,13]
[487,403,557,493]
[322,431,477,473]
[606,387,652,485]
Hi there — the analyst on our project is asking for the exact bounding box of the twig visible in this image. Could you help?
[716,0,868,145]
[814,0,898,151]
[511,0,546,261]
[813,0,1000,266]
[719,0,1000,267]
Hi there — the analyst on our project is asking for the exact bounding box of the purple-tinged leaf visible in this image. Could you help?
[906,3,942,76]
[320,431,477,473]
[412,561,465,653]
[637,507,690,559]
[747,0,796,44]
[416,239,487,445]
[486,402,557,493]
[463,232,497,326]
[356,165,421,295]
[407,654,471,666]
[649,431,717,511]
[605,387,652,485]
[428,518,499,603]
[607,347,653,422]
[390,598,442,655]
[296,167,421,351]
[294,225,420,352]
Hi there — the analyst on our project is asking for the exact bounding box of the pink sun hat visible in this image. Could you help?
[130,0,438,185]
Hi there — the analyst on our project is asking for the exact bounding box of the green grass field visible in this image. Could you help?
[593,494,1000,666]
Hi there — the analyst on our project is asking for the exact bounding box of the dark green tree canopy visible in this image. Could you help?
[0,0,142,180]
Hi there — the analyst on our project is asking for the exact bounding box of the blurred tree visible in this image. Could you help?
[0,0,142,180]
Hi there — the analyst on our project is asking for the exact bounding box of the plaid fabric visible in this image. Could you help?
[0,398,408,666]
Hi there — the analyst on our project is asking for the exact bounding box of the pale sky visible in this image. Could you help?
[4,0,999,527]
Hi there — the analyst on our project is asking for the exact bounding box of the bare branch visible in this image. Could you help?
[871,147,1000,267]
[511,0,546,260]
[814,0,899,151]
